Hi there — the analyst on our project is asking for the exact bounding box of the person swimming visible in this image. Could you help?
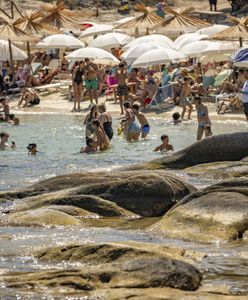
[165,112,182,125]
[154,134,174,152]
[0,131,15,150]
[27,143,38,155]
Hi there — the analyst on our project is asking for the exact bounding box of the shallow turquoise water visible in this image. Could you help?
[1,113,248,191]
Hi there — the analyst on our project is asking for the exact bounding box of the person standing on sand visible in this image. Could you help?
[209,0,217,11]
[72,61,85,112]
[179,77,193,120]
[84,58,98,105]
[116,62,129,115]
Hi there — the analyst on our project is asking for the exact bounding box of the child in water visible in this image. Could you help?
[0,131,15,150]
[27,143,38,155]
[154,134,174,152]
[80,138,97,154]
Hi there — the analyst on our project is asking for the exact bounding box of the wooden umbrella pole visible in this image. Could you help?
[8,39,15,83]
[27,41,31,65]
[239,37,243,48]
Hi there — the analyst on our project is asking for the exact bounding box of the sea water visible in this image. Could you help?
[1,113,247,191]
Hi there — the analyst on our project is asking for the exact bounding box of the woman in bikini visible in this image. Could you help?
[195,96,212,140]
[123,101,140,142]
[98,103,113,140]
[72,61,85,112]
[92,120,109,151]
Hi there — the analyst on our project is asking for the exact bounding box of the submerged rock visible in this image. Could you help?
[1,208,82,227]
[185,161,248,179]
[124,132,248,170]
[150,179,248,243]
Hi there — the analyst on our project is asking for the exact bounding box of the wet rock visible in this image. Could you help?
[124,132,248,170]
[1,171,195,218]
[3,257,201,292]
[1,208,82,227]
[150,179,248,243]
[185,161,248,180]
[36,242,185,264]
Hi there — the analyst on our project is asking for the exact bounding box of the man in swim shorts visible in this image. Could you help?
[84,58,98,104]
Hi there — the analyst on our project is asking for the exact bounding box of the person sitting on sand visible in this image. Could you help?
[123,101,140,142]
[0,131,15,150]
[18,88,40,108]
[131,104,150,138]
[154,134,173,152]
[8,114,19,126]
[80,137,97,154]
[0,97,9,122]
[25,67,58,87]
[92,120,109,151]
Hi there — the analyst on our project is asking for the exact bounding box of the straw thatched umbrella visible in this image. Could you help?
[14,9,60,63]
[40,1,90,30]
[209,15,248,47]
[114,2,164,37]
[154,7,210,38]
[0,16,38,80]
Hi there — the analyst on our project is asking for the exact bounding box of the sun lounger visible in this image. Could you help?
[33,83,61,92]
[148,84,173,109]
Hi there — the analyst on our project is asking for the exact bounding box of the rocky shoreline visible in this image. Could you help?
[1,132,248,298]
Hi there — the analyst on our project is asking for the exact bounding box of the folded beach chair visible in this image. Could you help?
[148,84,173,109]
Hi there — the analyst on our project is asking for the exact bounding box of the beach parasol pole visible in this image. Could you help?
[239,37,243,47]
[7,39,14,82]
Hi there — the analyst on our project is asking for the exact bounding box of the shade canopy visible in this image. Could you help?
[197,24,229,36]
[89,32,132,50]
[232,47,248,67]
[154,7,210,38]
[174,33,208,49]
[180,40,239,58]
[123,34,174,51]
[39,2,90,29]
[66,47,119,65]
[0,39,27,61]
[79,24,115,38]
[132,48,186,67]
[210,15,248,43]
[114,2,164,32]
[122,42,169,65]
[36,34,84,49]
[13,9,60,37]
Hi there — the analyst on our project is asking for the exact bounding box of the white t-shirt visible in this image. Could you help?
[241,80,248,104]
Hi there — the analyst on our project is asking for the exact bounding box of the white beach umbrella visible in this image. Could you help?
[123,34,174,50]
[180,41,239,58]
[174,33,208,50]
[197,24,230,36]
[89,32,132,50]
[36,34,85,49]
[0,39,27,61]
[79,24,115,38]
[122,42,169,65]
[65,47,119,65]
[132,48,186,67]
